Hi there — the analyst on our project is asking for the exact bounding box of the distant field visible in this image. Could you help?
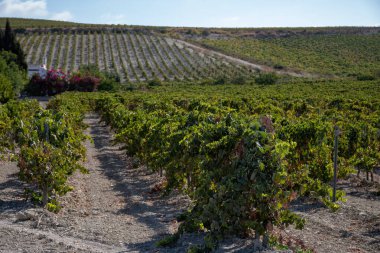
[17,31,254,82]
[0,18,84,29]
[198,34,380,77]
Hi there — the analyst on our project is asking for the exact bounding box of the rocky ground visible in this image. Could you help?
[0,114,379,252]
[284,174,380,253]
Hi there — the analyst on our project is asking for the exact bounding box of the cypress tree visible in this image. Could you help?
[4,19,12,50]
[0,19,27,71]
[0,28,3,49]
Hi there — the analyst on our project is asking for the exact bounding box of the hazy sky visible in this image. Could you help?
[0,0,379,27]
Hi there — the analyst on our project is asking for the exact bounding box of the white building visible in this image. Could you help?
[28,57,47,78]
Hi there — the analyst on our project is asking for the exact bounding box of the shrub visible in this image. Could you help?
[356,74,375,81]
[0,51,27,95]
[0,19,27,71]
[98,79,118,91]
[27,74,48,96]
[69,75,100,92]
[27,69,68,96]
[231,75,247,85]
[45,69,69,95]
[69,65,111,92]
[274,64,284,70]
[148,78,162,87]
[77,64,102,77]
[255,73,279,85]
[26,65,119,95]
[0,74,13,103]
[202,30,210,37]
[213,75,227,85]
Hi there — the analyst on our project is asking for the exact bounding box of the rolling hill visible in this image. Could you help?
[5,18,380,82]
[17,29,254,82]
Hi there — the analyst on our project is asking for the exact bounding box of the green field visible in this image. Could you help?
[0,18,84,29]
[198,34,380,77]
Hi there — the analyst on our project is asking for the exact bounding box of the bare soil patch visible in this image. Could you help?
[280,175,380,253]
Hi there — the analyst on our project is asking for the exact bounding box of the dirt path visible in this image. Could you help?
[0,114,191,252]
[172,38,327,78]
[1,112,378,252]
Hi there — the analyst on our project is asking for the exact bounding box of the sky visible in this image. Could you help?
[0,0,379,27]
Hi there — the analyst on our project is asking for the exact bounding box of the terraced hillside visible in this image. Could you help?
[17,30,255,82]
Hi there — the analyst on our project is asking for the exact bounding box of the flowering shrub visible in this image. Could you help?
[27,73,48,96]
[69,75,100,92]
[27,67,102,95]
[27,69,68,96]
[45,69,68,95]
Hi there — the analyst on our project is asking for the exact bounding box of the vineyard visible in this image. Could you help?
[1,17,380,252]
[2,80,377,251]
[197,34,380,77]
[17,30,256,82]
[0,18,86,29]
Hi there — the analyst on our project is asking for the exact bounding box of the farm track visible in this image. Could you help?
[0,114,190,252]
[0,112,293,253]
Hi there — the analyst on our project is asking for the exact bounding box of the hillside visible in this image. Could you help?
[17,30,255,82]
[6,18,380,81]
[0,18,83,29]
[196,33,380,77]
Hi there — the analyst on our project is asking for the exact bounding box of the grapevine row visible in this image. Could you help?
[19,31,258,82]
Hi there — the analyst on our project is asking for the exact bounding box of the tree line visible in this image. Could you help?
[0,19,27,103]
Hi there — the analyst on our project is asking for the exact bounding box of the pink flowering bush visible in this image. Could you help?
[27,66,103,95]
[69,74,100,92]
[46,69,68,95]
[27,69,68,96]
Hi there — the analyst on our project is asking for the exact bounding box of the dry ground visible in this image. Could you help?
[0,114,378,252]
